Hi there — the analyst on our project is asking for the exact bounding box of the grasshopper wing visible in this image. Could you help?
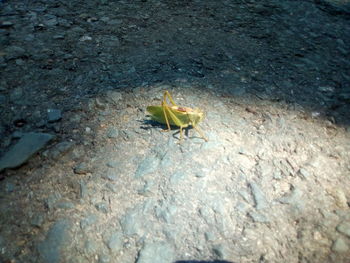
[147,106,167,124]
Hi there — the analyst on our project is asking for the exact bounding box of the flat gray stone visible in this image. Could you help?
[136,242,175,263]
[47,109,62,122]
[0,132,54,172]
[135,155,160,178]
[106,127,119,138]
[249,182,269,210]
[106,231,124,252]
[336,222,350,237]
[248,211,270,223]
[37,219,72,263]
[332,238,349,253]
[80,214,98,230]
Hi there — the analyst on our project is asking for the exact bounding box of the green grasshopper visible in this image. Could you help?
[147,91,208,142]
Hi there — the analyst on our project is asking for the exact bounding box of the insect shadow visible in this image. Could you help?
[140,119,201,141]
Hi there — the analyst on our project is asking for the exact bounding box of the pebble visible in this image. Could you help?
[84,240,97,255]
[45,193,62,210]
[0,235,4,247]
[249,182,269,210]
[120,203,152,236]
[98,254,111,263]
[106,90,123,105]
[37,219,72,263]
[80,214,98,230]
[278,187,303,205]
[105,182,118,193]
[169,170,186,184]
[74,162,91,174]
[331,237,349,253]
[10,87,24,102]
[155,204,177,224]
[0,132,54,172]
[135,155,160,178]
[106,127,119,138]
[136,242,175,263]
[336,222,350,237]
[248,211,270,223]
[30,213,45,227]
[5,182,15,192]
[298,168,311,179]
[212,244,230,259]
[55,201,75,209]
[102,172,118,181]
[4,46,26,60]
[106,231,124,252]
[47,141,75,159]
[0,21,14,28]
[47,109,62,122]
[106,161,119,168]
[95,202,109,213]
[79,180,88,199]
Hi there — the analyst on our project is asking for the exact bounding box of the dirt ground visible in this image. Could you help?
[0,0,350,262]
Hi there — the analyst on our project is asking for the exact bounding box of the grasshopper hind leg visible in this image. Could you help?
[193,125,209,142]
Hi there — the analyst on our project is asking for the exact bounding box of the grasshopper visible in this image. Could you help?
[147,91,208,142]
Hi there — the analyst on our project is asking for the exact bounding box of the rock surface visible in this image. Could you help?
[0,0,349,263]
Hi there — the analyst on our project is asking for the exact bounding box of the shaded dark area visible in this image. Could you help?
[0,0,349,157]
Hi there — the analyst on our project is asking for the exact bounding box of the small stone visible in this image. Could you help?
[106,90,122,105]
[212,244,230,259]
[135,155,160,178]
[43,16,58,27]
[80,214,98,230]
[80,35,92,41]
[136,242,175,263]
[298,168,311,179]
[31,213,45,227]
[0,235,4,247]
[204,232,216,242]
[5,182,15,192]
[84,240,97,255]
[102,171,118,181]
[0,21,14,28]
[248,211,270,223]
[332,238,349,253]
[105,183,118,193]
[48,141,75,160]
[336,222,350,237]
[55,201,75,209]
[45,193,62,210]
[170,171,185,184]
[79,180,88,199]
[10,87,23,102]
[47,109,62,122]
[0,132,54,172]
[106,231,124,252]
[4,46,26,60]
[95,202,109,213]
[106,161,119,168]
[98,254,110,263]
[106,127,119,138]
[249,182,269,210]
[74,163,90,174]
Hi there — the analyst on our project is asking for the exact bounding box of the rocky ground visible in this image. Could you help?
[0,0,350,262]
